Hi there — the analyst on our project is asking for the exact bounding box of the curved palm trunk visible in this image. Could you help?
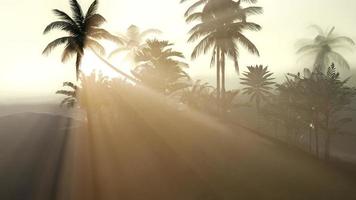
[90,47,138,83]
[216,48,221,113]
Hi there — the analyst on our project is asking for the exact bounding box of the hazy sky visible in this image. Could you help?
[1,0,356,102]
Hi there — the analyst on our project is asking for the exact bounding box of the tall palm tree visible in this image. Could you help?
[132,39,190,94]
[109,25,161,64]
[297,25,355,73]
[240,65,275,112]
[182,0,262,111]
[43,0,137,82]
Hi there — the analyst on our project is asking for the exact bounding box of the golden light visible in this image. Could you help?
[81,49,133,79]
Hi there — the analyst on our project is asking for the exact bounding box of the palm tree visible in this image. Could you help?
[109,25,161,64]
[297,25,355,73]
[56,81,79,108]
[240,65,275,112]
[182,0,262,111]
[132,39,190,94]
[56,71,110,110]
[43,0,137,82]
[307,64,356,160]
[276,64,356,159]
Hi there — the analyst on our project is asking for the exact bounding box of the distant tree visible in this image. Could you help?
[272,64,356,159]
[132,39,190,94]
[182,0,262,111]
[109,25,161,65]
[56,81,79,108]
[297,25,355,73]
[240,65,275,112]
[56,71,110,110]
[311,64,356,160]
[173,80,215,111]
[43,0,136,82]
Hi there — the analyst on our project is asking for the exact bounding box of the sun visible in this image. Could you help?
[81,50,133,79]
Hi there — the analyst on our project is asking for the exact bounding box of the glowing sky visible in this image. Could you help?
[1,0,356,102]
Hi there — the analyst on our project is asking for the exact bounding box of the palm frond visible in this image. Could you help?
[243,6,263,16]
[329,36,355,46]
[43,21,78,35]
[241,0,258,3]
[184,0,208,17]
[42,37,72,55]
[69,0,84,25]
[296,44,319,54]
[52,9,77,25]
[63,81,78,89]
[86,0,98,19]
[191,34,215,59]
[235,33,259,56]
[86,38,105,55]
[185,12,202,23]
[241,22,262,32]
[61,43,77,63]
[85,14,106,28]
[89,28,119,43]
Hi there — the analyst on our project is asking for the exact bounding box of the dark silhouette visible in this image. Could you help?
[240,65,275,112]
[182,0,262,111]
[43,0,136,82]
[56,81,79,108]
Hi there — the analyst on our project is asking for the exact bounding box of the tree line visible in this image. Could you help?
[43,0,356,161]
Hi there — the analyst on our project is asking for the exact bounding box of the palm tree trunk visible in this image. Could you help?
[216,48,221,113]
[90,48,138,83]
[221,51,226,113]
[76,53,83,80]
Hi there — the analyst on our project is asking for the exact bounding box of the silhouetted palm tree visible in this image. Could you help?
[56,81,79,108]
[182,0,261,110]
[43,0,137,82]
[56,71,109,110]
[109,25,161,64]
[297,25,355,73]
[132,39,190,94]
[240,65,275,112]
